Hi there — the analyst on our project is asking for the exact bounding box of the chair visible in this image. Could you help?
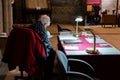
[101,14,117,27]
[2,26,47,80]
[57,24,71,32]
[56,50,95,80]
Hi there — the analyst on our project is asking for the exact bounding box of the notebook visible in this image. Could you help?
[63,40,82,44]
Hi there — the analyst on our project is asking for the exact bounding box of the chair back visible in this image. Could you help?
[57,24,63,32]
[57,24,71,32]
[56,50,95,80]
[56,50,68,72]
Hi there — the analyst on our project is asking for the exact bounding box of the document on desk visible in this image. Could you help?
[60,31,72,35]
[66,51,88,55]
[85,37,106,43]
[98,48,120,55]
[63,45,79,50]
[59,32,78,40]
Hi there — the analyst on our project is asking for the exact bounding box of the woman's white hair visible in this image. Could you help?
[38,15,50,27]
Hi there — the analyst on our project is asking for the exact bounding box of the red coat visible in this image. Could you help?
[2,27,46,75]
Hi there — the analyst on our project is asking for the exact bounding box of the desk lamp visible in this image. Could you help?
[84,28,99,54]
[73,16,83,37]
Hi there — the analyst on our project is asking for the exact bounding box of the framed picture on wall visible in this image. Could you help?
[87,0,101,5]
[25,0,48,9]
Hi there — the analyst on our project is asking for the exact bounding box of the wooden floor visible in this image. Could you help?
[1,24,120,80]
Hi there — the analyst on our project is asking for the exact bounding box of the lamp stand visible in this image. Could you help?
[86,48,99,54]
[73,21,81,37]
[85,28,99,54]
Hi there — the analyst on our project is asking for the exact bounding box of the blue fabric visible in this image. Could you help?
[29,21,52,56]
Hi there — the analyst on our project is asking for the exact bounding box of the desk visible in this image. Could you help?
[58,31,120,80]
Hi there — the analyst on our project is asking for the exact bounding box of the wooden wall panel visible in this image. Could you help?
[51,0,86,25]
[13,0,86,24]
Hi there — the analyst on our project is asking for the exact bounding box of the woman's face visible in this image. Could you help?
[40,15,51,28]
[45,19,50,27]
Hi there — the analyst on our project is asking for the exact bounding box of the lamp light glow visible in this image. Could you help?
[75,16,83,22]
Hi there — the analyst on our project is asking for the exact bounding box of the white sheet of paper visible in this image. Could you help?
[65,48,120,55]
[59,32,78,40]
[99,43,110,47]
[63,45,79,50]
[98,48,120,55]
[66,51,88,55]
[60,31,72,35]
[85,38,106,43]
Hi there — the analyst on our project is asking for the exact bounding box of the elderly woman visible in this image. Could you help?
[29,15,52,54]
[29,14,55,80]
